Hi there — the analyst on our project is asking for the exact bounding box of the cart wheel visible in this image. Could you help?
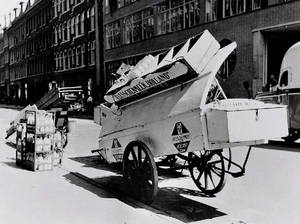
[123,141,158,205]
[188,150,225,195]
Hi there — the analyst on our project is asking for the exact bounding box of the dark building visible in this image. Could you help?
[0,0,99,106]
[4,0,54,106]
[1,0,298,106]
[52,0,97,98]
[103,0,299,99]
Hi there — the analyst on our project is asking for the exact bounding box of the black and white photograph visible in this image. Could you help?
[0,0,300,223]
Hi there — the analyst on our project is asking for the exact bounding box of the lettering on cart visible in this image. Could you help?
[114,73,171,101]
[171,122,191,153]
[112,62,189,101]
[111,138,123,162]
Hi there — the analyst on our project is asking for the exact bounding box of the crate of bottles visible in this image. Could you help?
[23,110,56,171]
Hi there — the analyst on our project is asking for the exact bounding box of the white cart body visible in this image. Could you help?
[98,31,288,164]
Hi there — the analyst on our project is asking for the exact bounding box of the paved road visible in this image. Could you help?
[1,108,300,224]
[0,109,176,224]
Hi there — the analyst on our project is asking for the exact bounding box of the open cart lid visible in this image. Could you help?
[168,41,237,117]
[103,30,222,105]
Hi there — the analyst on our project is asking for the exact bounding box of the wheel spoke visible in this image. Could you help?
[196,168,204,183]
[210,165,223,177]
[130,147,138,167]
[208,159,222,165]
[204,170,208,190]
[140,154,150,169]
[207,169,216,188]
[138,147,142,167]
[188,151,225,195]
[123,141,158,205]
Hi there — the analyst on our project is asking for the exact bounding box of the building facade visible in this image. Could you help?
[1,0,299,106]
[103,0,299,98]
[0,0,99,106]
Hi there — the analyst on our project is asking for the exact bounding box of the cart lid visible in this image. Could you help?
[104,30,221,105]
[168,41,237,117]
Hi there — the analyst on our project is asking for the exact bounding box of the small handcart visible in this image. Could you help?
[94,30,288,204]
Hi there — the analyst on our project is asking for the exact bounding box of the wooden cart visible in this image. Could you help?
[94,30,289,204]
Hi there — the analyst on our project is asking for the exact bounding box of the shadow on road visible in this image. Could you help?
[67,155,226,223]
[257,140,300,153]
[1,158,27,170]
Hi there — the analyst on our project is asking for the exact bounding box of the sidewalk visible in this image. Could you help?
[0,103,94,120]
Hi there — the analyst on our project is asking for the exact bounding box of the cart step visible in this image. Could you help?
[91,149,103,153]
[230,171,244,178]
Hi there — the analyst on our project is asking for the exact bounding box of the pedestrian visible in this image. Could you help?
[243,81,253,99]
[86,95,93,113]
[269,75,278,91]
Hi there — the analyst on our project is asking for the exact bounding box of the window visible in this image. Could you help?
[91,41,95,64]
[64,50,68,69]
[104,0,109,14]
[54,0,58,17]
[62,23,65,41]
[72,48,76,67]
[91,7,95,30]
[58,24,62,42]
[88,42,91,64]
[69,49,72,68]
[157,0,200,34]
[54,26,58,44]
[279,71,288,87]
[76,15,81,36]
[206,0,261,21]
[62,0,66,12]
[81,44,85,66]
[217,39,236,79]
[106,21,121,49]
[71,17,75,35]
[81,13,85,34]
[60,51,63,70]
[67,20,71,40]
[142,8,154,39]
[58,0,61,12]
[76,46,81,66]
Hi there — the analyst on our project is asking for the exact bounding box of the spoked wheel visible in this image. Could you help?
[123,141,158,205]
[188,150,225,195]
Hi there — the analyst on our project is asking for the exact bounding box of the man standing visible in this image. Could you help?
[86,95,93,113]
[243,81,253,99]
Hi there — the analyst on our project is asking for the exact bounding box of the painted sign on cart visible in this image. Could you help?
[171,122,191,153]
[111,138,123,162]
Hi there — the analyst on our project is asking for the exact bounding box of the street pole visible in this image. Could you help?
[94,0,104,104]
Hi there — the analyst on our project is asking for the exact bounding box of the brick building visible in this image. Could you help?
[1,0,299,105]
[103,0,299,98]
[0,0,99,106]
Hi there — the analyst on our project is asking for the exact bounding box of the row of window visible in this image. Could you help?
[54,41,96,71]
[54,0,85,17]
[10,64,27,81]
[104,0,137,14]
[105,0,294,49]
[54,8,95,45]
[9,31,53,65]
[28,57,53,77]
[157,0,200,34]
[105,0,201,49]
[27,7,52,34]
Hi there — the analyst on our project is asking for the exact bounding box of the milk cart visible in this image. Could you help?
[95,30,288,204]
